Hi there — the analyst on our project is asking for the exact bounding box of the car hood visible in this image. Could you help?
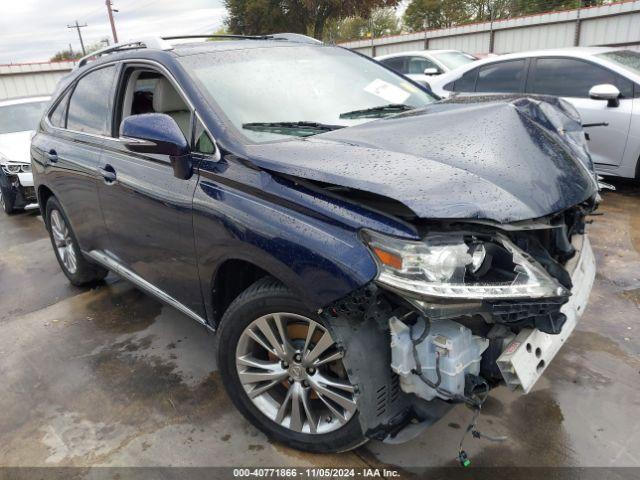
[0,131,33,164]
[244,97,597,223]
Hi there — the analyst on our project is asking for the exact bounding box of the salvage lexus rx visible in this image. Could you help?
[32,35,598,454]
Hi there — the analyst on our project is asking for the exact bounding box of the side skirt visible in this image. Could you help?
[86,249,214,333]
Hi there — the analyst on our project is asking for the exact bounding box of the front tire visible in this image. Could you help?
[0,186,16,214]
[45,196,108,286]
[217,277,366,453]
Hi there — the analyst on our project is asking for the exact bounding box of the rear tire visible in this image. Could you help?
[217,277,367,453]
[45,196,108,286]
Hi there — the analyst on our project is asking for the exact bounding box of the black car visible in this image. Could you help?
[32,34,598,454]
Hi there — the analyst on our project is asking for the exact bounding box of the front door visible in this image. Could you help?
[97,66,204,315]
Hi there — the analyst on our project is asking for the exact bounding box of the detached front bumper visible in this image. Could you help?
[497,234,596,393]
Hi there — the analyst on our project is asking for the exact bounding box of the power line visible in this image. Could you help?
[67,20,88,56]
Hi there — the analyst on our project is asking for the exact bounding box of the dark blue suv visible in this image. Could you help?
[32,34,598,454]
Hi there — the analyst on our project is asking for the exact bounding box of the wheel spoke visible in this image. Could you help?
[310,377,357,414]
[238,368,287,385]
[248,379,283,399]
[316,392,348,424]
[313,350,344,367]
[245,328,277,357]
[236,355,279,370]
[314,373,356,393]
[274,385,293,424]
[300,386,317,433]
[289,383,304,432]
[304,331,335,365]
[272,313,295,359]
[303,321,317,355]
[255,317,287,360]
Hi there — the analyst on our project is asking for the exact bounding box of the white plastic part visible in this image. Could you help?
[497,234,596,393]
[390,316,489,401]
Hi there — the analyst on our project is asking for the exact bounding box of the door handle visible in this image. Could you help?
[47,150,58,163]
[99,165,117,183]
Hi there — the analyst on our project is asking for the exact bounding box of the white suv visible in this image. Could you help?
[0,96,50,213]
[429,48,640,179]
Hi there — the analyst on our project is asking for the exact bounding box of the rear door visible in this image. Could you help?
[526,57,633,167]
[34,65,118,252]
[96,64,206,316]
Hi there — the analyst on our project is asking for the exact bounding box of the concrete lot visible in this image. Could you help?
[0,183,639,471]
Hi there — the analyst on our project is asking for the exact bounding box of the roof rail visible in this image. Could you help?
[269,33,322,44]
[77,37,173,68]
[76,33,323,68]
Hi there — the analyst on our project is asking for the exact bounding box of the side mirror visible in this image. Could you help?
[120,113,192,179]
[589,84,620,107]
[424,67,440,76]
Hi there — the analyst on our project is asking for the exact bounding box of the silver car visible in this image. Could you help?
[0,96,50,213]
[375,50,477,85]
[429,47,640,179]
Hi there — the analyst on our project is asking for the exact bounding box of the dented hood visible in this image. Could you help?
[244,97,597,223]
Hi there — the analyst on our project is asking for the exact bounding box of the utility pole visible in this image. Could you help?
[574,0,583,47]
[106,0,119,44]
[423,16,429,50]
[67,20,87,55]
[488,2,496,54]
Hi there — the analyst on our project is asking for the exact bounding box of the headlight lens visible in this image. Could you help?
[363,230,567,300]
[1,163,31,174]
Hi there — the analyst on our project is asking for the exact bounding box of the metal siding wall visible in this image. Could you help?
[429,32,490,53]
[494,23,574,53]
[376,40,425,56]
[0,71,68,100]
[580,12,640,46]
[341,2,640,55]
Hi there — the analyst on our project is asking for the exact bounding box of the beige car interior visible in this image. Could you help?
[122,70,191,139]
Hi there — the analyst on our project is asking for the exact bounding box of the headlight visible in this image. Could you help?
[362,230,567,300]
[0,163,31,174]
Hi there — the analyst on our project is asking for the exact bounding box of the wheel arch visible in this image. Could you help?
[37,184,55,218]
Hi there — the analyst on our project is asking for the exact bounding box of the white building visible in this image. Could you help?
[0,61,75,101]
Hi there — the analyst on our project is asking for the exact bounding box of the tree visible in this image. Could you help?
[50,40,108,62]
[324,8,401,42]
[403,0,469,31]
[224,0,402,40]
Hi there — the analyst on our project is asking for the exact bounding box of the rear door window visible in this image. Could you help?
[450,68,479,92]
[527,57,633,98]
[67,66,117,135]
[475,60,526,93]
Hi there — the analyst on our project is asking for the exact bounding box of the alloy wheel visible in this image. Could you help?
[50,209,78,274]
[235,313,357,434]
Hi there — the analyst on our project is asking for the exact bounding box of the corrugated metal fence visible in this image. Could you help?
[0,62,75,101]
[340,0,640,56]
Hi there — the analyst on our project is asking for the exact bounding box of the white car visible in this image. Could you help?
[375,50,477,85]
[0,96,50,213]
[428,47,640,179]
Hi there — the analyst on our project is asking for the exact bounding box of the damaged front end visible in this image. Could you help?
[320,201,596,444]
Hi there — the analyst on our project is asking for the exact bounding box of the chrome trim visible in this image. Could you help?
[86,250,213,331]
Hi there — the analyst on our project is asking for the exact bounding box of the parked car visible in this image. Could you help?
[32,35,597,455]
[0,96,49,213]
[376,50,477,85]
[429,47,640,179]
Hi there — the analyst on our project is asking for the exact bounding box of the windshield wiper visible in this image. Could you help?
[242,121,345,137]
[339,104,415,119]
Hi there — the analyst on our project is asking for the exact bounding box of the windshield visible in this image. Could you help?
[179,45,436,142]
[432,51,477,70]
[597,50,640,76]
[0,101,48,134]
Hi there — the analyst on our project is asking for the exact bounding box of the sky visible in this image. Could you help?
[0,0,227,64]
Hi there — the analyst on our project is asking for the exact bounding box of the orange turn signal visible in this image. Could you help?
[373,247,403,270]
